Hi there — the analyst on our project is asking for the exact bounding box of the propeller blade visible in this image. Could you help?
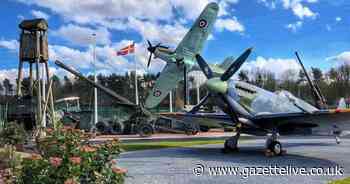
[147,40,152,47]
[147,52,153,68]
[221,47,253,81]
[189,93,211,114]
[195,54,213,79]
[219,94,240,123]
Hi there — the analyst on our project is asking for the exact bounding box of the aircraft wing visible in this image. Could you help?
[160,112,233,128]
[161,109,350,136]
[145,63,184,108]
[252,109,350,135]
[175,2,219,60]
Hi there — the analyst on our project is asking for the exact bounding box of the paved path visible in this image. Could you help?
[118,136,350,184]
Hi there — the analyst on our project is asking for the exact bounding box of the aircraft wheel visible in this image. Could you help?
[222,139,239,153]
[268,141,282,156]
[138,124,154,137]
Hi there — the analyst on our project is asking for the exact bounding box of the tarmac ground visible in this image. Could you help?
[118,136,350,184]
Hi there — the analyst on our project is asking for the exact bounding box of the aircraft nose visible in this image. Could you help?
[205,78,228,94]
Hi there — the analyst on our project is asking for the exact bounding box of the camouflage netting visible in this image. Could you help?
[19,18,48,31]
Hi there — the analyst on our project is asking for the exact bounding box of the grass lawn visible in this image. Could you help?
[329,177,350,184]
[121,139,227,152]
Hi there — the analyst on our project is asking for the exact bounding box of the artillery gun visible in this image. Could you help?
[54,60,158,137]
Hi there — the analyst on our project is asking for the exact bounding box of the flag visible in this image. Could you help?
[116,43,135,56]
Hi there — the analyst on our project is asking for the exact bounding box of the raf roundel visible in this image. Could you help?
[153,89,162,97]
[198,19,208,28]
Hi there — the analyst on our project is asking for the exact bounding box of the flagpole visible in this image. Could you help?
[92,33,98,130]
[134,42,139,105]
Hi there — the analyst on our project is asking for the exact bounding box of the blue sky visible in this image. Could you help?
[0,0,349,81]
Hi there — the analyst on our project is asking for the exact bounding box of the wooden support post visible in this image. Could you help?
[29,62,33,96]
[45,62,55,124]
[16,61,23,96]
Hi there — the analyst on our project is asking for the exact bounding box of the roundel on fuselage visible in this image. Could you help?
[153,89,162,97]
[198,19,208,28]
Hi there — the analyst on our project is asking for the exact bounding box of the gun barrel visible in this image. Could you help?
[54,60,135,107]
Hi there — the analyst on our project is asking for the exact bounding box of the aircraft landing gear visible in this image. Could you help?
[223,133,240,153]
[333,124,341,144]
[335,135,341,144]
[265,130,284,156]
[222,124,241,153]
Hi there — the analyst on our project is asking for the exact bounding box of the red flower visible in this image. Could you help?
[49,157,62,167]
[110,159,117,165]
[69,157,81,165]
[64,178,78,184]
[111,166,127,174]
[80,145,97,153]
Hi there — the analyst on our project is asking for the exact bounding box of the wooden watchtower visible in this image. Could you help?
[17,19,54,129]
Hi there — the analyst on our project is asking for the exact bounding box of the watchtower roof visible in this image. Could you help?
[19,18,48,31]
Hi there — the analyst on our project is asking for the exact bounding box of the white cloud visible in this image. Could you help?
[217,0,239,16]
[258,0,277,9]
[242,56,300,79]
[17,0,174,25]
[0,39,19,51]
[54,24,111,46]
[31,10,50,20]
[336,17,342,22]
[260,0,318,20]
[0,68,19,84]
[286,21,303,32]
[127,17,187,46]
[290,2,317,19]
[327,51,350,65]
[215,17,244,32]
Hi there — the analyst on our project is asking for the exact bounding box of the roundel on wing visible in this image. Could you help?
[198,19,208,28]
[153,89,162,97]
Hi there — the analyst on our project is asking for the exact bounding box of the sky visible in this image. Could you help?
[0,0,349,83]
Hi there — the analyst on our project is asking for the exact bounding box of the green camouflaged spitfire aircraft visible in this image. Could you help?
[145,2,223,109]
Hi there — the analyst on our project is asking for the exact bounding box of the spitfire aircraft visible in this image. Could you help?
[161,48,350,155]
[145,2,219,109]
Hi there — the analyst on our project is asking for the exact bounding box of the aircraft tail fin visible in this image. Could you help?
[220,56,235,70]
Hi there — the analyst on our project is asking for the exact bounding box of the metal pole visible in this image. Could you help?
[134,44,139,105]
[169,90,173,112]
[92,33,98,127]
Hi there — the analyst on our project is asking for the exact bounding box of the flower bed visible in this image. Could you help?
[11,126,126,184]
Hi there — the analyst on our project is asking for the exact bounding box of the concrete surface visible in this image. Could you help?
[118,136,350,184]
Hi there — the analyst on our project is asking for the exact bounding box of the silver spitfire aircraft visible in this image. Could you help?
[162,48,350,155]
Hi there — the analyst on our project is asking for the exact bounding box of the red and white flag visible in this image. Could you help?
[116,43,135,56]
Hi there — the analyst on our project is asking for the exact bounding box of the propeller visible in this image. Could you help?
[189,47,253,121]
[195,54,213,79]
[146,40,169,68]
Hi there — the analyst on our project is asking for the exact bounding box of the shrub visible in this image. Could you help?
[0,122,26,146]
[15,127,126,184]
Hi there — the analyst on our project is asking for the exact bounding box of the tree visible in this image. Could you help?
[3,78,12,96]
[238,70,249,82]
[311,67,323,83]
[0,82,3,95]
